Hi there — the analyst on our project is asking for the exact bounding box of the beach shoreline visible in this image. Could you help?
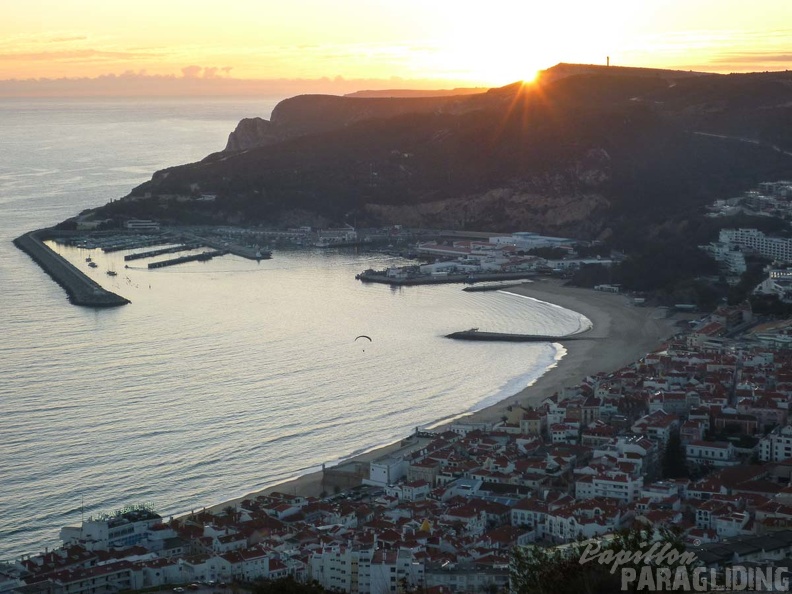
[204,278,681,512]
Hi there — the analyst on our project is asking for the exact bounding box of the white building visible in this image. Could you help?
[544,501,625,542]
[60,505,162,551]
[125,219,160,231]
[488,231,574,250]
[309,547,423,593]
[686,441,739,468]
[700,241,747,274]
[719,228,792,263]
[575,471,644,503]
[758,425,792,462]
[367,455,408,486]
[755,268,792,303]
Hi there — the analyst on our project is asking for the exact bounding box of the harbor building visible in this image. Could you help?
[488,231,575,251]
[124,219,161,232]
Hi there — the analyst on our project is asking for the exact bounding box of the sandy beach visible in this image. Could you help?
[206,278,680,512]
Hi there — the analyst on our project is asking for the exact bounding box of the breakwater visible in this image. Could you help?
[356,271,536,286]
[13,229,130,307]
[462,282,526,292]
[445,328,587,342]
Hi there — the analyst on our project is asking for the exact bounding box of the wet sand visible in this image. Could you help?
[205,279,679,511]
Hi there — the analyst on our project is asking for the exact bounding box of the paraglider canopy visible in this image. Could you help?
[354,335,372,342]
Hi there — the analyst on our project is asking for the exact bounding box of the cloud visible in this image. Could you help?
[48,35,89,43]
[711,53,792,64]
[0,48,160,62]
[181,65,233,79]
[0,69,480,98]
[181,65,202,78]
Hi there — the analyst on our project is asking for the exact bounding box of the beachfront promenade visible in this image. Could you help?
[13,229,130,307]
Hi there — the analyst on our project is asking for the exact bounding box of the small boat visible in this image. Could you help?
[107,270,117,276]
[85,257,92,262]
[88,262,98,268]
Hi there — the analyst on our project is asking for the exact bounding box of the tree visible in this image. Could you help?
[662,429,689,479]
[252,577,327,594]
[510,526,692,594]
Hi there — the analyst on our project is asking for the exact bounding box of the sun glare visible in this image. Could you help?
[521,69,540,84]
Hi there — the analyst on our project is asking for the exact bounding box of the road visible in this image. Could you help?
[693,131,792,158]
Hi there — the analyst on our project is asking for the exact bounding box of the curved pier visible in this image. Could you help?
[14,229,130,307]
[445,328,588,342]
[462,282,525,292]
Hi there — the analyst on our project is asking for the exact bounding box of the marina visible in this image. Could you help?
[13,227,276,307]
[124,245,197,261]
[147,250,227,268]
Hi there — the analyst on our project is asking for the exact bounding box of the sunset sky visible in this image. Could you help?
[2,0,792,95]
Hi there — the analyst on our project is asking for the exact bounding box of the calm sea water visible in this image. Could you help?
[0,98,586,560]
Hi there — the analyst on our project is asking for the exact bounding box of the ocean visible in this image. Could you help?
[0,97,587,560]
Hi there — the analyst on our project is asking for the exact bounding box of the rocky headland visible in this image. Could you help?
[86,63,792,240]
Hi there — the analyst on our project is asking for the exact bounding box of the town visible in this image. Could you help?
[5,297,792,594]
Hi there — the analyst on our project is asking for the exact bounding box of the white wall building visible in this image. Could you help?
[575,471,644,503]
[686,441,739,468]
[719,228,792,263]
[60,505,162,551]
[758,425,792,462]
[368,456,408,486]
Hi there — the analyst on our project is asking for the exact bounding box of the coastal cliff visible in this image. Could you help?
[224,117,277,151]
[92,64,792,238]
[223,91,493,152]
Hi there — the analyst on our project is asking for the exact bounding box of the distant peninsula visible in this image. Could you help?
[79,63,792,244]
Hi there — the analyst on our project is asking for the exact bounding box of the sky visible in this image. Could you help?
[2,0,792,96]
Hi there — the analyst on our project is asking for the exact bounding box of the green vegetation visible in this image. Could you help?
[510,527,691,594]
[661,429,689,480]
[568,212,792,309]
[91,71,792,237]
[252,578,326,594]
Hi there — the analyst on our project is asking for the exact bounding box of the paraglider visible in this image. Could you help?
[354,335,372,342]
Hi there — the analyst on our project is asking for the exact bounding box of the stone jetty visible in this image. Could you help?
[445,328,589,342]
[14,229,130,307]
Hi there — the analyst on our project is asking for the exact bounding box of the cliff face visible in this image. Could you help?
[100,66,792,237]
[222,91,495,153]
[224,118,277,151]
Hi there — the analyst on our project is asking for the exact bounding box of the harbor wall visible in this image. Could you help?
[13,229,130,307]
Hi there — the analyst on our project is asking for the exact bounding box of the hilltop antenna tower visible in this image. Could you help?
[607,56,610,67]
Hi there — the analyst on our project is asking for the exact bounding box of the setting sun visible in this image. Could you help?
[1,0,792,94]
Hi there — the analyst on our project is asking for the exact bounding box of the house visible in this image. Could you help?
[631,411,679,445]
[575,471,643,503]
[759,425,792,462]
[686,441,739,469]
[545,500,628,543]
[520,410,544,436]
